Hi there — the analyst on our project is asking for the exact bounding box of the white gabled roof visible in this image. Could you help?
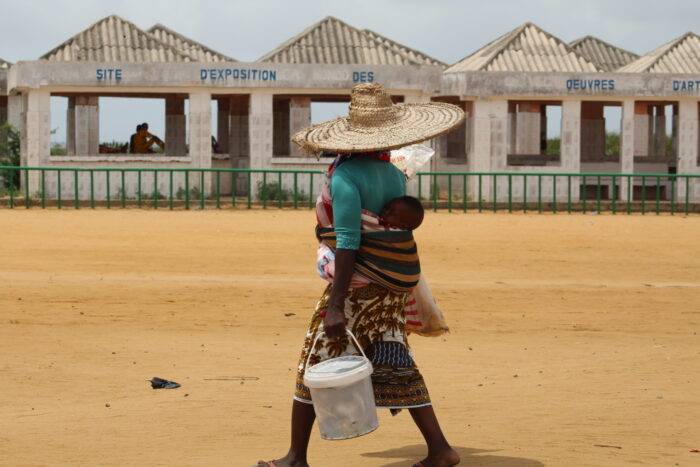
[259,16,443,66]
[147,23,235,62]
[618,32,700,73]
[446,22,600,73]
[569,35,639,72]
[40,15,194,63]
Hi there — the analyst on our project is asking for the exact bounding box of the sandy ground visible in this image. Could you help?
[0,209,699,467]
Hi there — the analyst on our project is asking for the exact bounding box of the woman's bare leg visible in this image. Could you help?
[258,400,315,467]
[409,405,460,467]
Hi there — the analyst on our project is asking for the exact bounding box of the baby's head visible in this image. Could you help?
[381,196,424,231]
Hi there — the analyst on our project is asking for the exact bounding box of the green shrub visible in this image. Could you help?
[257,181,292,202]
[0,123,20,190]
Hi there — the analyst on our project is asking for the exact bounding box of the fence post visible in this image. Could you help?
[121,170,126,208]
[448,174,452,212]
[462,174,467,213]
[24,168,30,209]
[74,170,79,209]
[90,169,95,209]
[58,170,62,209]
[169,170,174,210]
[41,169,47,209]
[552,175,557,214]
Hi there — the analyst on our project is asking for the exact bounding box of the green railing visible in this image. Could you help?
[0,166,698,215]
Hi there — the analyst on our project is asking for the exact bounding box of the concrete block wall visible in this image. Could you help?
[677,100,700,202]
[188,91,212,194]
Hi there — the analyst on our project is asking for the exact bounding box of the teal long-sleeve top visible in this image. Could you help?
[331,157,406,250]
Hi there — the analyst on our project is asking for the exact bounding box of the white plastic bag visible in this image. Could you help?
[405,274,449,337]
[390,144,435,180]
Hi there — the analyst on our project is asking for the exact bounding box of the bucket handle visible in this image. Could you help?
[304,327,368,371]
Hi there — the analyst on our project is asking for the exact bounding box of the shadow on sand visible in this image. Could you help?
[361,444,544,467]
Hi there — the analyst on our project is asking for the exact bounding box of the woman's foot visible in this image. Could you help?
[257,453,309,467]
[413,447,461,467]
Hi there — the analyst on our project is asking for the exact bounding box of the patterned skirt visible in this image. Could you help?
[294,283,431,409]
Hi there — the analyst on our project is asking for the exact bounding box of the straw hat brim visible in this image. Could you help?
[292,102,465,154]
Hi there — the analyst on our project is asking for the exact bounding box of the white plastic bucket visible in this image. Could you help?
[303,330,378,440]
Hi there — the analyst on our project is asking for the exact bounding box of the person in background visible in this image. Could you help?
[133,123,164,154]
[128,124,142,153]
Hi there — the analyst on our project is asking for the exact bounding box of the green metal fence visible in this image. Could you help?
[0,166,698,215]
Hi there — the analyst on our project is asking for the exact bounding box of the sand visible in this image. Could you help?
[1,209,698,466]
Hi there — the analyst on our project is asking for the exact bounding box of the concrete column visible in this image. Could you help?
[188,91,212,194]
[633,102,650,157]
[289,97,311,157]
[620,99,636,200]
[216,98,230,154]
[21,90,51,193]
[403,94,432,198]
[165,95,186,157]
[7,94,22,130]
[74,95,99,155]
[66,97,75,155]
[515,102,541,155]
[248,92,273,200]
[676,100,699,203]
[248,92,273,170]
[561,100,582,202]
[468,99,494,202]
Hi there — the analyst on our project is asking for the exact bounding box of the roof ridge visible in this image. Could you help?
[147,23,236,61]
[361,28,446,66]
[257,15,337,62]
[619,31,698,72]
[40,15,195,61]
[446,22,600,73]
[570,35,639,59]
[446,22,528,72]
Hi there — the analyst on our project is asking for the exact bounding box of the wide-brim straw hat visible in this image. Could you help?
[292,83,465,154]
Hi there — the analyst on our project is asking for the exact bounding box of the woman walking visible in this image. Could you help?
[259,83,464,467]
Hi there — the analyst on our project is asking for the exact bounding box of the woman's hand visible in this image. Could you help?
[323,305,347,339]
[325,248,356,339]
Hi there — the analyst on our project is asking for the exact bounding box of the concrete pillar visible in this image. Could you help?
[66,97,75,155]
[620,99,636,200]
[633,102,651,157]
[249,92,273,169]
[676,100,699,203]
[165,95,186,157]
[468,99,494,202]
[21,90,51,193]
[248,92,273,200]
[561,100,582,202]
[289,97,311,157]
[73,95,99,155]
[216,98,230,154]
[515,102,541,155]
[404,94,433,198]
[188,91,212,193]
